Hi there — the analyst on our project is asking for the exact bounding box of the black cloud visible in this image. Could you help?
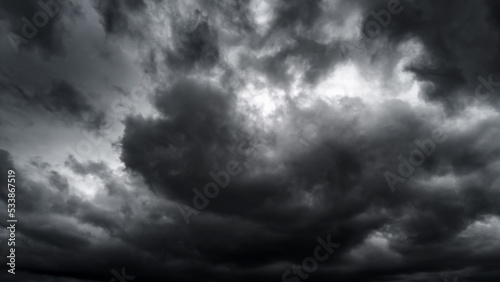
[1,1,500,281]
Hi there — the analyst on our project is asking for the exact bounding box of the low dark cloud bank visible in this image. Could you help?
[1,1,500,282]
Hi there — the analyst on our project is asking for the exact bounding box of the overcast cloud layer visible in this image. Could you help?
[1,0,500,281]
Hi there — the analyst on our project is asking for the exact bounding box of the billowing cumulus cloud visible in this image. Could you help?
[1,1,500,282]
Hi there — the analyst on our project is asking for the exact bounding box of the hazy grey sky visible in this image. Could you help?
[1,0,500,281]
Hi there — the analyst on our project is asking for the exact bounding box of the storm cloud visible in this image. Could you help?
[1,1,500,281]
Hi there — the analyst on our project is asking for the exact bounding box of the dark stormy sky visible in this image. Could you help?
[1,0,500,281]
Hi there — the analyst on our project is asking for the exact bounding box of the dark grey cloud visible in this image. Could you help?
[116,81,500,281]
[94,0,145,36]
[64,155,107,176]
[32,80,107,131]
[0,79,106,132]
[165,15,220,72]
[2,0,500,281]
[120,79,246,201]
[0,0,79,57]
[240,0,348,87]
[366,0,500,111]
[48,170,69,192]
